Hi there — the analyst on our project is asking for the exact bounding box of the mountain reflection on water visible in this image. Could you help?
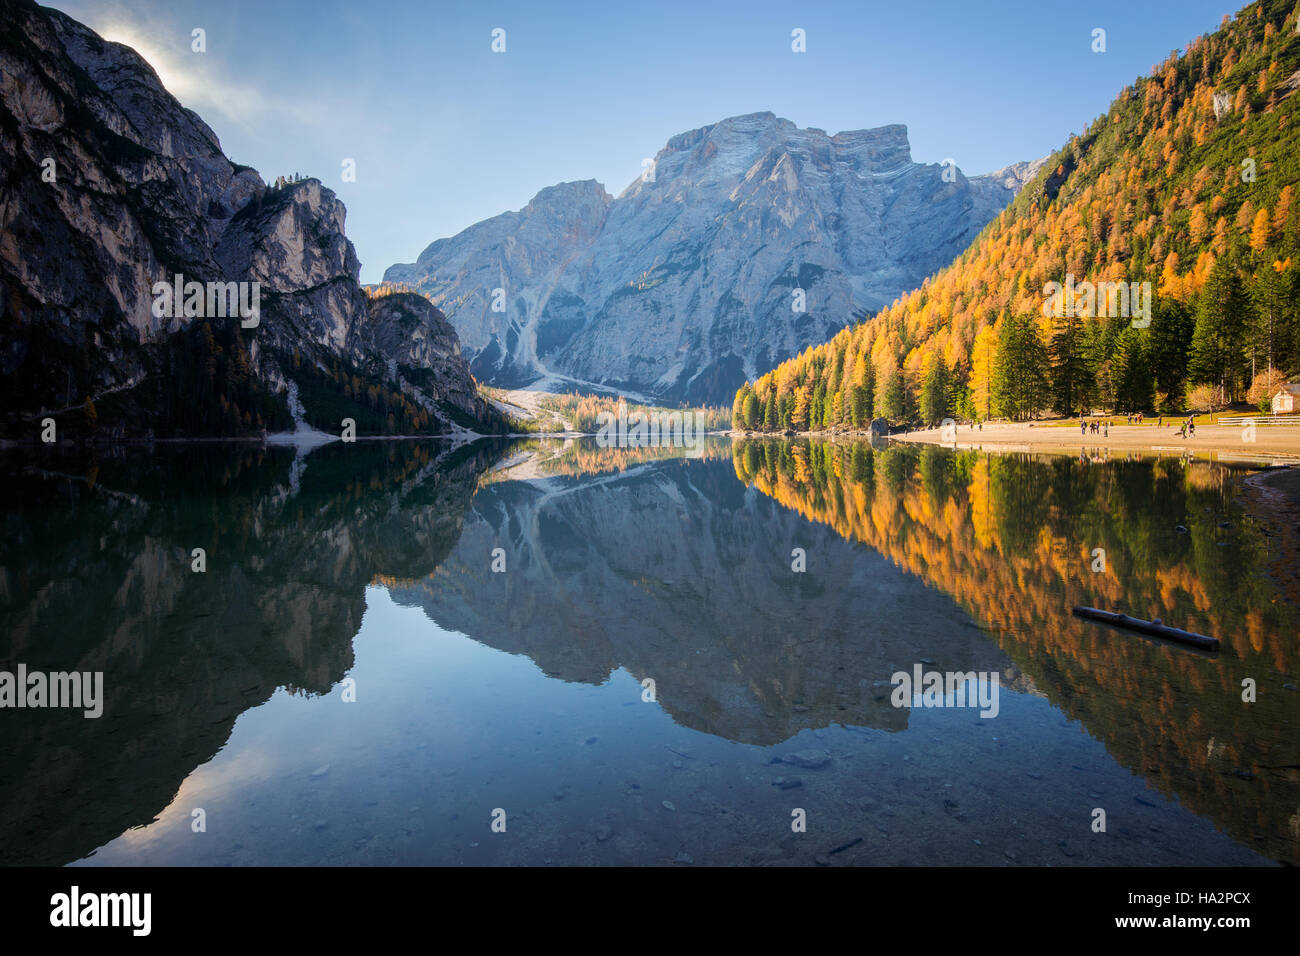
[0,437,1294,866]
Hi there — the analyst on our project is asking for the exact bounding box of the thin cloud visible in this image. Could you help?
[72,6,336,136]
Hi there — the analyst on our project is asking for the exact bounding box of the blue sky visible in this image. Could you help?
[53,0,1239,283]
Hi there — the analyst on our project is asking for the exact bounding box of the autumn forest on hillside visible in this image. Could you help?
[734,0,1300,432]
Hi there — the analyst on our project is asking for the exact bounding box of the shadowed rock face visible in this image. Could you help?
[0,2,258,382]
[0,439,502,865]
[364,292,495,425]
[0,1,492,436]
[385,113,1039,404]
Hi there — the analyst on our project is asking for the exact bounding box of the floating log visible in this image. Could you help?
[1071,606,1220,651]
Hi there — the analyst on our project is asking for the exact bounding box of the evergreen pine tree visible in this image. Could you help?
[920,357,950,425]
[881,367,912,422]
[1111,326,1153,411]
[1149,297,1194,410]
[992,313,1050,419]
[1188,257,1250,401]
[1048,312,1089,416]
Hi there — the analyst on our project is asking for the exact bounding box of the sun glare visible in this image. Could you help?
[99,27,185,95]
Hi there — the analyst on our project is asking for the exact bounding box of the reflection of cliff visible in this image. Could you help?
[733,439,1300,864]
[478,436,733,485]
[0,439,499,865]
[388,455,1012,746]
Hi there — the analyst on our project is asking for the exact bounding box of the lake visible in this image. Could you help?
[1,437,1296,866]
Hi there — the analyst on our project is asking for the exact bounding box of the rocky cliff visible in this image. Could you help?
[364,291,495,428]
[386,112,1037,404]
[0,0,498,439]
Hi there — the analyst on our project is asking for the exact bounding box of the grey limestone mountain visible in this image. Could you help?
[386,112,1042,404]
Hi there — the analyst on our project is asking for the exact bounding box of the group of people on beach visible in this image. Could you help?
[1078,414,1201,440]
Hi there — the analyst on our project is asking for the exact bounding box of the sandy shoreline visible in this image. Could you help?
[890,422,1300,460]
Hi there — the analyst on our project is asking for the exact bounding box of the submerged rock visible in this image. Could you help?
[784,750,831,769]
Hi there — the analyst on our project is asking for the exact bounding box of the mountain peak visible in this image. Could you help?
[388,112,1031,404]
[526,179,613,209]
[655,114,915,175]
